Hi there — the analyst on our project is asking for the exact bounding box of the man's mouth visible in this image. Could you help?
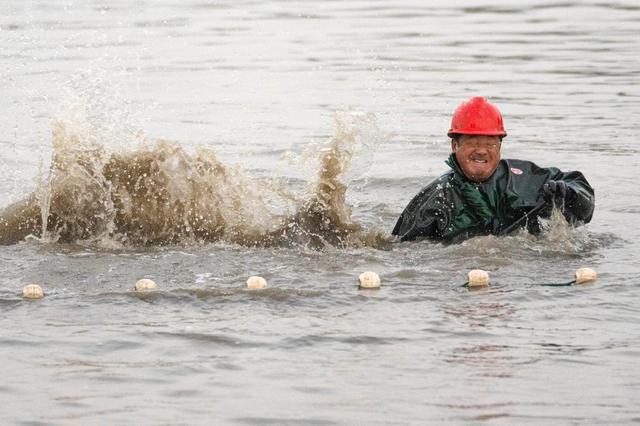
[469,158,487,164]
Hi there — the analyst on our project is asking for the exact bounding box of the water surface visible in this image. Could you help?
[1,1,639,424]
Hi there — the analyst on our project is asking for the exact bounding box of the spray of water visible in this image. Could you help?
[0,106,392,249]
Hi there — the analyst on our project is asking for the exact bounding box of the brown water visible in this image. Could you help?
[0,113,385,248]
[1,1,639,424]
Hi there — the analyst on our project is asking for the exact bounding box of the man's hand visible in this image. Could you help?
[539,180,574,206]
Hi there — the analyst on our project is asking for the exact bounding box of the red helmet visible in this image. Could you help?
[447,96,507,138]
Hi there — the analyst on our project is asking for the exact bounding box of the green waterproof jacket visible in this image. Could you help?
[392,154,594,243]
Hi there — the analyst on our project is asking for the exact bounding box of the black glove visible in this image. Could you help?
[483,217,501,235]
[539,180,574,207]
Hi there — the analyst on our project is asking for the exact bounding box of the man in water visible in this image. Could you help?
[392,96,595,243]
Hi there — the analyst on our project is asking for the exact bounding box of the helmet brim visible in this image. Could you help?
[448,130,507,138]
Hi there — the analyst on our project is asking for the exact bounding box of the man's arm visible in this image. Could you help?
[541,169,595,224]
[392,181,446,241]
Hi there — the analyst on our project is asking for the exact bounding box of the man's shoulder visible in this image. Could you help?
[502,158,538,169]
[501,158,552,175]
[404,170,455,206]
[420,170,455,192]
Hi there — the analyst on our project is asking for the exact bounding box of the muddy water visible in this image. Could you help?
[1,1,640,424]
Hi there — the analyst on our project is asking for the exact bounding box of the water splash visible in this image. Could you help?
[449,208,605,264]
[0,108,392,249]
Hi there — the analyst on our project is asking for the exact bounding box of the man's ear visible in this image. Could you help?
[450,139,457,153]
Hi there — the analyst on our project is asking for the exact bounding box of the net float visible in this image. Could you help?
[134,278,157,292]
[467,269,490,287]
[22,284,44,299]
[246,276,267,290]
[574,267,597,285]
[358,271,381,289]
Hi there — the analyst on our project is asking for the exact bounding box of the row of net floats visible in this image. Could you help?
[20,268,598,300]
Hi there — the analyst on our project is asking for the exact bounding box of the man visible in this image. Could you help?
[392,96,594,243]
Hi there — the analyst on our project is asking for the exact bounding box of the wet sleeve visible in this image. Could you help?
[546,168,595,223]
[392,184,444,241]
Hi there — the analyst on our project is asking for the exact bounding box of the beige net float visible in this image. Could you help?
[22,284,44,299]
[358,271,381,289]
[134,278,157,292]
[574,267,597,285]
[246,276,268,290]
[467,269,490,287]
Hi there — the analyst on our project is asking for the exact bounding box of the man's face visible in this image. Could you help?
[451,134,502,182]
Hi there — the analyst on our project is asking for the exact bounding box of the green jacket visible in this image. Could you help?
[392,154,594,243]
